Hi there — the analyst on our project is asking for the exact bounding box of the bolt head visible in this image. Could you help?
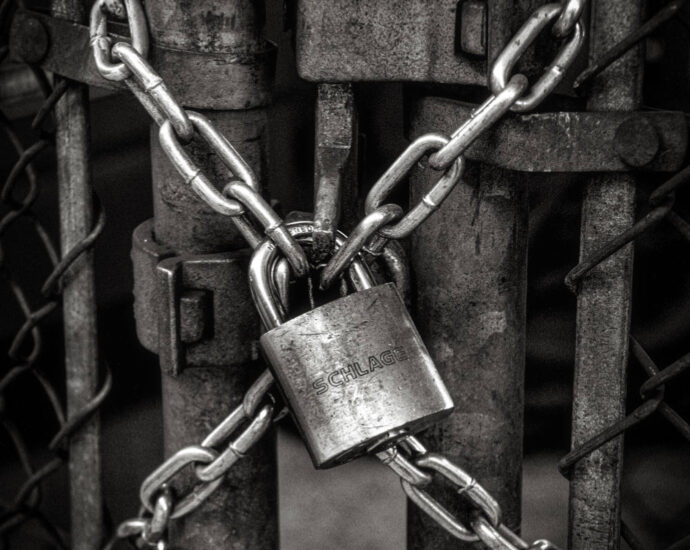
[11,15,49,64]
[614,116,659,168]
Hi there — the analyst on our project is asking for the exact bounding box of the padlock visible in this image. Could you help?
[249,221,454,468]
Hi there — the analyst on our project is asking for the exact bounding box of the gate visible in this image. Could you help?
[1,0,688,548]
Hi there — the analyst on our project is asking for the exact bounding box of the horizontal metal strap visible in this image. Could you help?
[9,9,275,109]
[410,96,688,173]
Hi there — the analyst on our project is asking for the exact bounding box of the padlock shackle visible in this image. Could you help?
[249,221,375,330]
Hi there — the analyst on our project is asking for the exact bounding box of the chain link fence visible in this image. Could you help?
[0,48,109,546]
[0,0,689,548]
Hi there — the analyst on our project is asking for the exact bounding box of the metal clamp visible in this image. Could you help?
[132,220,258,375]
[411,97,688,173]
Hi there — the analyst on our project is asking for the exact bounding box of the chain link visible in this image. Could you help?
[553,0,587,37]
[378,435,561,550]
[88,2,592,549]
[489,3,585,113]
[320,204,403,289]
[89,0,310,277]
[105,369,278,549]
[89,0,149,82]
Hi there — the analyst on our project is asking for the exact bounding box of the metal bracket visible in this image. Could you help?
[313,83,359,261]
[295,0,555,84]
[132,220,258,376]
[9,9,276,109]
[297,0,486,83]
[411,96,688,172]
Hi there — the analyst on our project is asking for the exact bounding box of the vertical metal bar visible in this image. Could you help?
[51,2,101,549]
[406,2,538,545]
[568,1,643,549]
[313,82,358,261]
[144,1,277,547]
[407,151,527,548]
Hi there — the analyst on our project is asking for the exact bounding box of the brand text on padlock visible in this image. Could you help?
[311,346,409,395]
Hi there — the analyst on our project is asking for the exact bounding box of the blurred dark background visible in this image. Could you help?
[1,0,689,548]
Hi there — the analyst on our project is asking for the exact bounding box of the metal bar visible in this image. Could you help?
[144,0,277,547]
[313,82,358,261]
[406,135,527,548]
[406,2,541,546]
[568,1,643,549]
[51,1,102,549]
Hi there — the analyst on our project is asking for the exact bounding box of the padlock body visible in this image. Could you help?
[260,283,454,468]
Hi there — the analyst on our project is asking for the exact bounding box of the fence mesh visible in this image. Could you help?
[558,5,690,548]
[0,51,108,547]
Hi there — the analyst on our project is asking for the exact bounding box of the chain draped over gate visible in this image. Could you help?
[0,0,689,548]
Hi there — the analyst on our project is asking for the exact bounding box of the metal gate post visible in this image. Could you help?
[568,1,643,549]
[407,143,527,547]
[405,4,542,546]
[51,2,102,549]
[143,1,277,547]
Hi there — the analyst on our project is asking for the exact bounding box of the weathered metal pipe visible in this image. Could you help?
[406,147,527,547]
[51,2,102,549]
[568,1,643,549]
[144,0,277,547]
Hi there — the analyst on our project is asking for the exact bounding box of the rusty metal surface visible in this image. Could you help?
[313,83,358,260]
[567,1,643,548]
[406,157,528,548]
[156,247,258,374]
[160,367,277,549]
[9,7,275,110]
[404,3,547,546]
[411,97,687,172]
[144,0,275,110]
[51,1,103,549]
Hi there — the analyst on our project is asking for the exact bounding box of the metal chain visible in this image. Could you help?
[378,435,561,550]
[88,2,588,549]
[103,369,278,549]
[321,1,585,287]
[88,0,309,278]
[0,64,110,547]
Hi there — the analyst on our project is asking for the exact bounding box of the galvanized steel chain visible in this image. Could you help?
[321,1,586,288]
[318,3,585,548]
[88,0,309,278]
[103,370,278,549]
[92,2,588,550]
[377,435,560,550]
